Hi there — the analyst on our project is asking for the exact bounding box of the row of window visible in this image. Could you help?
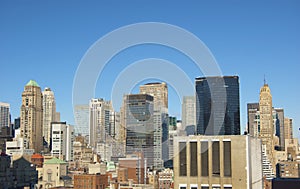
[179,141,231,177]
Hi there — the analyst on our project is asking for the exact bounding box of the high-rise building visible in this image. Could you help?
[181,96,196,132]
[123,94,154,168]
[74,104,89,136]
[275,108,285,149]
[51,122,74,161]
[42,87,57,146]
[247,103,259,137]
[0,102,10,129]
[195,76,240,135]
[140,82,169,169]
[284,117,293,140]
[259,84,276,174]
[20,80,43,153]
[140,82,168,109]
[173,135,263,189]
[89,98,113,148]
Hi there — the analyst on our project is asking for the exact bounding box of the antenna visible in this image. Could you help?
[264,74,266,85]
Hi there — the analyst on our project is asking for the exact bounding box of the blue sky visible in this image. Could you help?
[0,1,299,137]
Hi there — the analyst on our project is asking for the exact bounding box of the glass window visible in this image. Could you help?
[201,141,209,177]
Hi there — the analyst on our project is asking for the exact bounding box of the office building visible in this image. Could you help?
[74,104,89,136]
[0,102,10,129]
[51,122,74,161]
[89,98,113,149]
[195,76,240,135]
[181,96,196,132]
[123,94,154,168]
[140,82,169,168]
[20,80,43,153]
[42,87,58,146]
[173,135,263,189]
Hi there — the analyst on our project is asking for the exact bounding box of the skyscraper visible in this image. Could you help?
[123,94,154,168]
[140,82,168,168]
[181,96,196,134]
[89,98,113,149]
[195,76,240,135]
[20,80,43,153]
[0,102,10,129]
[74,104,89,136]
[42,87,57,146]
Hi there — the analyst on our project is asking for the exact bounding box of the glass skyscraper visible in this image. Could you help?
[195,76,240,135]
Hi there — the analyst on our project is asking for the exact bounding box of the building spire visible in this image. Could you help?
[264,74,267,85]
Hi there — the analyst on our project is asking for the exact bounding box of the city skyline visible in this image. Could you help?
[0,1,299,138]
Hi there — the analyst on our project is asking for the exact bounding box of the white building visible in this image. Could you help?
[42,87,58,146]
[51,122,74,161]
[89,98,113,149]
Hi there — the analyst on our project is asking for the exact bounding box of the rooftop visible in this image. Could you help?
[44,157,67,165]
[26,80,40,87]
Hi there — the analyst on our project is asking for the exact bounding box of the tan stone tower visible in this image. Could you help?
[259,83,276,172]
[20,80,43,153]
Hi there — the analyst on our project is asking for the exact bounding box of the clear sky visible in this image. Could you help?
[0,1,299,137]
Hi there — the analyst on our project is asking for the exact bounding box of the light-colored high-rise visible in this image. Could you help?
[0,102,10,129]
[259,84,276,176]
[140,82,168,169]
[20,80,43,153]
[42,87,57,146]
[51,122,74,161]
[89,98,113,149]
[181,96,196,133]
[74,104,89,136]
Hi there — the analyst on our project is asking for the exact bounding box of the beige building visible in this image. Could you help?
[173,135,263,189]
[42,87,59,147]
[140,82,168,109]
[20,80,43,153]
[41,157,68,188]
[284,118,293,140]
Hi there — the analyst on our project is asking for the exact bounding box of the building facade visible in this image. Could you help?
[0,102,10,129]
[173,135,263,189]
[140,82,169,169]
[74,104,89,136]
[124,94,154,168]
[195,76,240,135]
[181,96,196,133]
[42,87,58,147]
[20,80,43,153]
[51,122,74,161]
[89,98,113,149]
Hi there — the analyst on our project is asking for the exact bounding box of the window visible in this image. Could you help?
[201,141,208,176]
[190,142,198,176]
[212,141,220,176]
[223,141,232,177]
[201,187,208,189]
[179,142,187,176]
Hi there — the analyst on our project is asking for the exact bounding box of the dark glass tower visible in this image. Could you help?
[124,94,154,168]
[195,76,240,135]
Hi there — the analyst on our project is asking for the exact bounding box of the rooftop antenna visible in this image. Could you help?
[264,74,267,85]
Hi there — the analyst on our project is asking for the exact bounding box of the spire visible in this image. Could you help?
[264,75,266,85]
